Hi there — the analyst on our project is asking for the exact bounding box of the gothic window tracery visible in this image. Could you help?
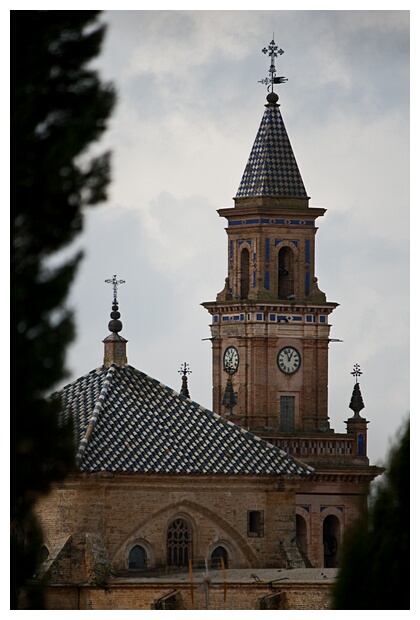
[167,518,192,567]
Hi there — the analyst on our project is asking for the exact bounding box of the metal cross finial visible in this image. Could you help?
[179,362,192,398]
[178,362,192,377]
[351,364,363,383]
[105,275,125,304]
[259,36,288,91]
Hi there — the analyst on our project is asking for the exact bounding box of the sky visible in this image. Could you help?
[55,10,409,467]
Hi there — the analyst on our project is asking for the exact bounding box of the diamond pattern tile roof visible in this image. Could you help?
[236,105,307,198]
[55,364,312,476]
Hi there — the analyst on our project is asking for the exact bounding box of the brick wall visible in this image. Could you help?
[42,581,333,610]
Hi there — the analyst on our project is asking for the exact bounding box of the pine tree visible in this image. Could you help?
[12,10,116,608]
[332,420,410,609]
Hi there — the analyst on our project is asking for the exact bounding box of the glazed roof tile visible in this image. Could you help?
[236,105,307,198]
[55,364,312,476]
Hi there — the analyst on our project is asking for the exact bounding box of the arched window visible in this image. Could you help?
[278,246,294,299]
[129,545,147,569]
[296,514,308,557]
[240,248,250,299]
[323,515,340,568]
[210,546,229,569]
[167,518,191,567]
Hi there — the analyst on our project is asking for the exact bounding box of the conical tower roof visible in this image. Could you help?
[236,93,307,199]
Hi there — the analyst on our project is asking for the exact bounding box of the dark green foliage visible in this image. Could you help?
[12,10,115,608]
[332,420,410,610]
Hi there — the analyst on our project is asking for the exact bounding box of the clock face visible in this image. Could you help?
[223,346,239,374]
[277,346,301,375]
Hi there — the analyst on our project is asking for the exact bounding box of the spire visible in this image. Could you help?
[103,275,127,367]
[178,362,191,398]
[236,39,307,200]
[222,374,236,416]
[346,364,369,458]
[349,364,365,417]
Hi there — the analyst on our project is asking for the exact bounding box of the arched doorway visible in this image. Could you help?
[323,515,340,568]
[129,544,147,569]
[210,545,229,569]
[167,518,192,567]
[296,514,308,558]
[278,246,294,299]
[240,248,250,299]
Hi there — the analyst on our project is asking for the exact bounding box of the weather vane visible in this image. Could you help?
[105,275,125,304]
[351,364,363,383]
[258,36,288,92]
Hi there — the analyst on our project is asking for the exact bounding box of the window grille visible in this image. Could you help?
[280,396,295,431]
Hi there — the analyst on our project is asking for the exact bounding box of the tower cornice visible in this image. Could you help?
[202,300,338,314]
[232,196,312,210]
[218,206,326,226]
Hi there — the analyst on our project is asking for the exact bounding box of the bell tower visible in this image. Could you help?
[202,40,338,434]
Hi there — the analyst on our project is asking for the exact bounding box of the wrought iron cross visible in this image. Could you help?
[178,362,192,377]
[105,275,125,304]
[351,364,363,383]
[259,36,288,90]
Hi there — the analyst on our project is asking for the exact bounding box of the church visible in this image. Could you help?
[34,40,382,610]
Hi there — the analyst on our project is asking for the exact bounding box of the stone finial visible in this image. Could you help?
[349,381,365,417]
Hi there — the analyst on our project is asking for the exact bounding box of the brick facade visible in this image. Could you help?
[35,473,304,577]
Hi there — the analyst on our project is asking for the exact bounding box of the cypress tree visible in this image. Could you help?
[11,10,116,608]
[332,420,410,609]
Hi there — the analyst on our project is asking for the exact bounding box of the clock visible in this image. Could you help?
[277,346,301,375]
[223,346,239,374]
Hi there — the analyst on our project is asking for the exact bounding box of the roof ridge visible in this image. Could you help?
[75,365,118,467]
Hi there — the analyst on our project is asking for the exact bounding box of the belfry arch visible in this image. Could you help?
[240,247,250,299]
[278,245,295,299]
